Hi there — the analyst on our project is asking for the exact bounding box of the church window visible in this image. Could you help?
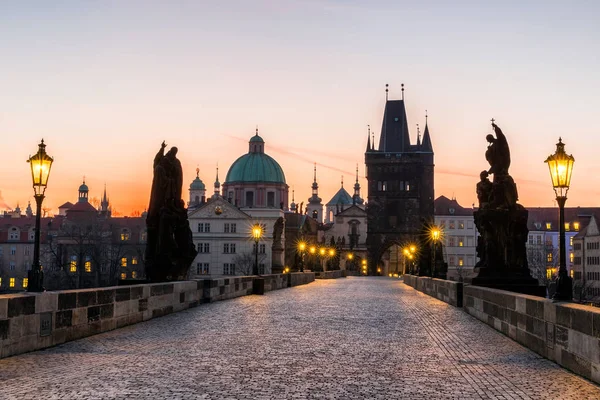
[245,191,254,207]
[267,192,275,207]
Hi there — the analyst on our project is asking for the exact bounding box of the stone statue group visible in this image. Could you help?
[472,122,542,295]
[145,142,197,282]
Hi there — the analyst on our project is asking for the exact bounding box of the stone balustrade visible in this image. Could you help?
[315,270,346,279]
[0,272,316,360]
[403,274,463,307]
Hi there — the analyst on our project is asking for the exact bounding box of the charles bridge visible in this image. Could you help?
[2,274,600,399]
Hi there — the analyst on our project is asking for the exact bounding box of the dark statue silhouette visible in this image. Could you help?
[472,122,545,296]
[145,141,197,282]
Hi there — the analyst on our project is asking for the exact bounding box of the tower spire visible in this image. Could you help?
[385,83,389,101]
[416,124,421,147]
[313,162,317,183]
[341,175,344,188]
[355,164,359,184]
[213,163,220,197]
[366,125,371,152]
[421,112,433,153]
[401,83,404,100]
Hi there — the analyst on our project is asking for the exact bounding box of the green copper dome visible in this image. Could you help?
[250,134,264,143]
[190,177,205,190]
[225,153,286,184]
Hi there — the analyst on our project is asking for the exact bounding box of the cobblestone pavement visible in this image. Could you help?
[2,278,600,400]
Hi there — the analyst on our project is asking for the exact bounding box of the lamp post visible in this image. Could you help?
[309,245,316,270]
[319,247,326,271]
[252,224,263,275]
[298,241,306,272]
[347,253,354,272]
[27,140,54,292]
[430,227,441,278]
[545,138,574,301]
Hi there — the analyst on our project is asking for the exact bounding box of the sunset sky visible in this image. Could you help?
[1,1,599,215]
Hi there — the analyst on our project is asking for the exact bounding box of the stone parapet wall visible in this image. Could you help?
[315,270,345,279]
[403,275,463,307]
[0,272,316,360]
[289,272,315,287]
[463,285,600,385]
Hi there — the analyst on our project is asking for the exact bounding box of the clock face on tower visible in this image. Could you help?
[214,206,223,215]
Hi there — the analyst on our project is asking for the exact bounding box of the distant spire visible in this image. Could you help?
[213,164,220,197]
[196,166,200,178]
[422,111,433,153]
[385,83,389,101]
[366,125,371,152]
[355,164,359,184]
[313,162,317,183]
[341,175,344,188]
[416,124,421,146]
[372,129,375,150]
[255,125,259,136]
[401,83,404,100]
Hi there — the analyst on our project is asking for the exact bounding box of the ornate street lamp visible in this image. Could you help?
[297,241,306,272]
[27,139,54,292]
[545,138,574,301]
[251,224,263,275]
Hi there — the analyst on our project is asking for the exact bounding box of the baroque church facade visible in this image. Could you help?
[187,131,287,277]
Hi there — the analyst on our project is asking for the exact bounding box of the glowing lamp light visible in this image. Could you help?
[298,242,306,252]
[431,228,441,241]
[27,139,54,196]
[347,253,354,260]
[545,138,574,198]
[309,246,316,255]
[252,225,263,241]
[409,245,416,253]
[328,249,335,257]
[319,248,326,256]
[361,259,367,265]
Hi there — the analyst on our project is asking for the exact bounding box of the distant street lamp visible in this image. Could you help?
[545,138,575,301]
[27,140,54,292]
[430,226,442,277]
[297,241,307,272]
[319,247,326,271]
[252,224,263,275]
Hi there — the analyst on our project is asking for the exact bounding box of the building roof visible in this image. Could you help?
[378,99,411,153]
[434,196,473,216]
[526,207,600,232]
[326,186,353,206]
[421,122,433,153]
[67,201,98,213]
[225,134,286,184]
[58,202,74,209]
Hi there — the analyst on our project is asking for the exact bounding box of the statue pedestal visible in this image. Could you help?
[473,207,546,297]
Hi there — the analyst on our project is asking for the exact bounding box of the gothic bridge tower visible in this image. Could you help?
[365,85,434,275]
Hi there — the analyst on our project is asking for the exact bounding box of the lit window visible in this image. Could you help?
[70,256,77,272]
[458,258,464,266]
[458,238,464,247]
[121,257,127,267]
[132,271,137,279]
[121,229,130,241]
[570,269,574,278]
[9,278,15,287]
[0,277,2,286]
[546,222,551,230]
[547,253,553,263]
[121,272,126,280]
[132,257,138,265]
[574,222,580,231]
[570,252,574,263]
[565,223,570,231]
[570,237,573,246]
[23,278,28,288]
[85,261,92,273]
[546,268,554,280]
[458,221,464,229]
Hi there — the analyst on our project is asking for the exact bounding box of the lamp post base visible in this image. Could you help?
[552,273,573,302]
[27,269,44,292]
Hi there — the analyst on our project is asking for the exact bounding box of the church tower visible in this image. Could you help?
[306,163,323,222]
[365,84,434,275]
[100,184,111,217]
